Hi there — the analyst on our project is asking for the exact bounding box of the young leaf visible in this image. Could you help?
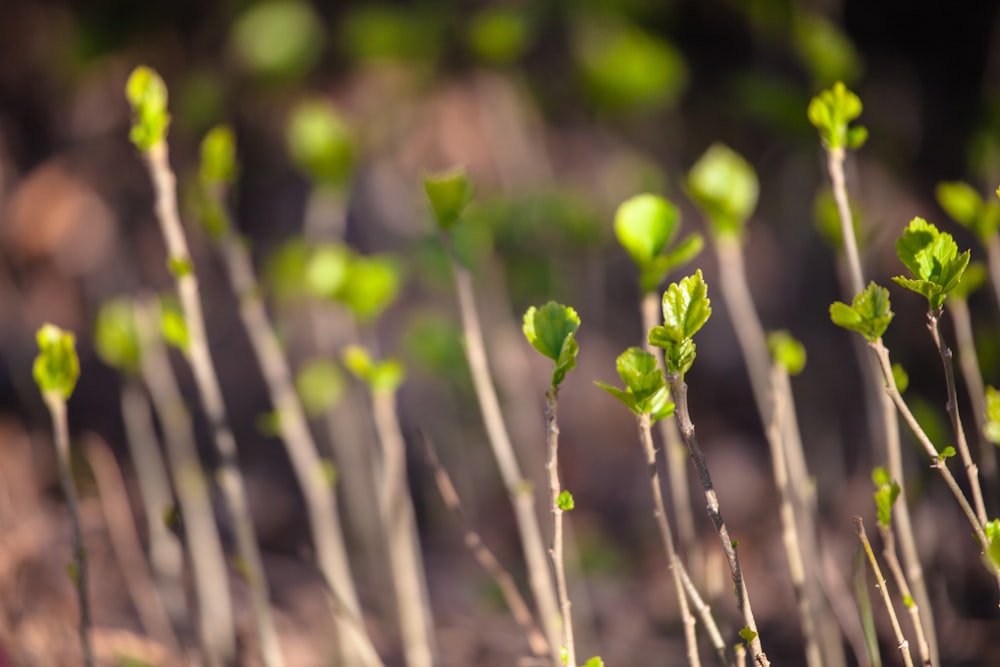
[985,386,1000,444]
[286,99,354,187]
[892,217,970,311]
[95,299,141,375]
[892,363,909,393]
[595,347,675,421]
[305,243,352,299]
[767,330,807,376]
[687,144,759,238]
[337,254,402,322]
[200,124,238,186]
[160,298,190,352]
[614,194,679,268]
[936,181,982,228]
[523,302,581,387]
[658,269,712,343]
[986,518,1000,570]
[583,657,605,667]
[424,168,475,231]
[125,66,171,152]
[739,627,758,643]
[33,324,80,400]
[807,81,866,151]
[829,282,893,342]
[938,445,956,461]
[343,345,405,393]
[872,468,900,528]
[557,490,575,511]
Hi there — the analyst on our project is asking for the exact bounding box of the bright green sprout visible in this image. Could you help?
[343,345,405,394]
[938,445,956,461]
[936,181,1000,244]
[125,66,171,152]
[739,627,758,643]
[648,270,712,376]
[829,282,893,343]
[686,144,759,238]
[986,519,1000,569]
[557,490,575,511]
[522,302,581,388]
[892,217,970,312]
[807,81,868,151]
[159,298,190,352]
[424,168,475,231]
[614,193,703,293]
[767,330,806,376]
[33,324,81,400]
[595,347,675,423]
[583,658,605,667]
[95,300,141,375]
[871,466,900,528]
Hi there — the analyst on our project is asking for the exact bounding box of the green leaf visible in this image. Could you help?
[286,99,354,186]
[687,144,759,238]
[807,81,866,151]
[295,359,345,416]
[523,302,581,387]
[767,330,806,376]
[338,254,402,323]
[936,181,982,228]
[984,386,1000,444]
[939,445,956,460]
[557,490,575,511]
[424,168,475,231]
[949,261,987,301]
[829,282,893,342]
[305,243,352,299]
[583,657,605,667]
[892,217,971,311]
[159,298,190,352]
[126,66,171,152]
[659,270,712,342]
[658,233,704,276]
[200,124,238,186]
[595,381,639,415]
[739,627,758,643]
[596,347,675,421]
[614,194,680,269]
[33,324,80,400]
[95,299,141,374]
[872,470,900,528]
[343,345,405,393]
[892,363,909,393]
[872,466,891,487]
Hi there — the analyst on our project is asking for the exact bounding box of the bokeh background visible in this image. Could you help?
[2,0,1000,665]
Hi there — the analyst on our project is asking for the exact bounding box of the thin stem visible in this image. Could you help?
[420,434,550,658]
[370,389,437,667]
[927,312,989,527]
[43,392,95,667]
[216,230,381,666]
[545,388,576,667]
[876,522,932,666]
[827,146,864,296]
[666,375,769,667]
[985,233,1000,317]
[676,557,731,667]
[947,297,998,511]
[637,413,705,667]
[144,142,284,667]
[449,254,561,661]
[135,296,233,667]
[853,517,915,667]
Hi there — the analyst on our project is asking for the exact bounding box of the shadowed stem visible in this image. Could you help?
[666,375,769,667]
[545,388,576,667]
[43,392,95,667]
[985,233,1000,317]
[449,253,561,661]
[854,517,915,667]
[636,413,704,667]
[876,521,932,666]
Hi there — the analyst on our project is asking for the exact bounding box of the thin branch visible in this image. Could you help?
[545,388,576,666]
[827,147,864,296]
[666,375,769,667]
[854,517,915,667]
[984,233,1000,317]
[876,522,932,666]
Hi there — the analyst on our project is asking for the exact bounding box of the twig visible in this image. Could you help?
[545,388,576,666]
[637,413,704,667]
[666,375,769,667]
[985,233,1000,316]
[876,521,932,666]
[853,517,915,667]
[449,255,561,660]
[420,433,550,658]
[41,390,95,667]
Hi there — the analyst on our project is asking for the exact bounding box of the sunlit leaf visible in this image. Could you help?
[687,144,759,238]
[33,324,80,400]
[424,168,475,231]
[829,282,893,342]
[767,330,806,376]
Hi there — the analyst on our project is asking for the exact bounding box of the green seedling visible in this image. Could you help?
[126,66,171,152]
[767,330,807,376]
[648,269,712,377]
[829,282,894,342]
[595,347,674,422]
[424,168,475,232]
[893,217,970,312]
[936,181,1000,245]
[522,301,580,388]
[343,345,405,394]
[686,144,759,239]
[614,194,703,292]
[807,81,868,151]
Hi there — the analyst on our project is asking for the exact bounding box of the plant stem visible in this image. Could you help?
[827,147,864,296]
[216,229,382,666]
[641,292,700,574]
[420,434,550,658]
[876,521,932,666]
[947,296,998,512]
[42,391,95,667]
[135,296,234,667]
[449,255,561,661]
[926,312,989,527]
[666,375,769,667]
[545,388,576,667]
[636,413,703,667]
[370,388,437,667]
[143,141,284,667]
[853,517,915,667]
[984,233,1000,316]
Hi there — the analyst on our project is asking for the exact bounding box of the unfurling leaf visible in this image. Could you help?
[829,282,893,342]
[872,467,900,528]
[125,66,171,152]
[649,270,711,376]
[614,194,697,291]
[739,626,758,643]
[687,144,759,238]
[808,81,866,151]
[33,324,80,400]
[200,124,238,186]
[424,168,475,231]
[523,302,581,387]
[557,490,575,511]
[595,347,675,421]
[892,217,970,311]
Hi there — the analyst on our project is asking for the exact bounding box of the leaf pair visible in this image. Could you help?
[892,217,970,312]
[807,81,868,151]
[595,347,674,422]
[306,245,402,323]
[125,66,171,153]
[648,270,712,376]
[523,302,580,388]
[829,282,893,343]
[343,345,405,394]
[686,144,759,239]
[614,194,703,293]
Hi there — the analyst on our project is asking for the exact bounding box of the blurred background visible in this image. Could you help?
[2,0,1000,665]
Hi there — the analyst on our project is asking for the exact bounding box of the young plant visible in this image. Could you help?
[424,167,562,661]
[523,301,590,667]
[614,194,703,583]
[126,65,285,667]
[196,124,383,667]
[648,271,770,666]
[33,324,94,667]
[343,345,437,667]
